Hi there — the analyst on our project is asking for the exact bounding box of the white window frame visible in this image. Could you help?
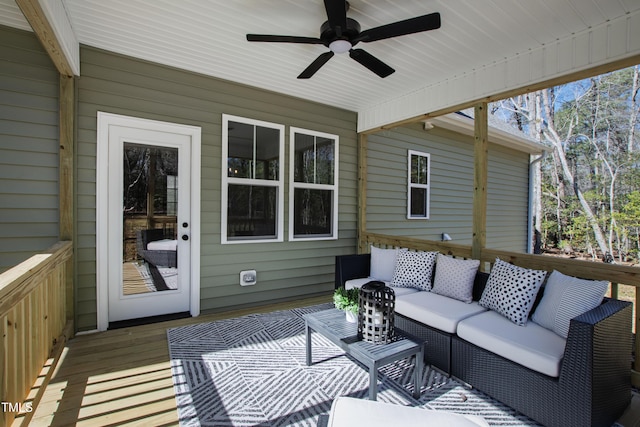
[289,127,339,241]
[221,114,285,244]
[407,150,430,219]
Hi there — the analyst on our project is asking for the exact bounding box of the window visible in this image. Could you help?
[407,150,430,219]
[289,128,339,240]
[222,115,284,243]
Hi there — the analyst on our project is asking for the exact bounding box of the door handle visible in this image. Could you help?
[182,235,189,241]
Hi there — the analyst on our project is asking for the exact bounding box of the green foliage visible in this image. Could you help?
[333,287,360,314]
[499,65,640,257]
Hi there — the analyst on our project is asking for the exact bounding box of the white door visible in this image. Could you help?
[97,113,201,328]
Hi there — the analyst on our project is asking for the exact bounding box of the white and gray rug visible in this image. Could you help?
[167,303,540,426]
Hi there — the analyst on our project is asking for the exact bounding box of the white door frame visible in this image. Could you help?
[96,112,201,331]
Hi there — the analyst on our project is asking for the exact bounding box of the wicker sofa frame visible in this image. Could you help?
[335,253,633,427]
[136,229,177,268]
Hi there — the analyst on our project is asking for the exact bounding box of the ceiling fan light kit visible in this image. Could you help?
[329,39,352,54]
[246,0,441,79]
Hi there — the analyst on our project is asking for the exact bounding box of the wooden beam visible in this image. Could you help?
[15,0,74,77]
[357,134,368,254]
[362,54,640,135]
[472,103,488,262]
[59,75,74,325]
[59,75,74,241]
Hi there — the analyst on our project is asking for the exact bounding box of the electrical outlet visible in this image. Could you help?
[240,270,257,286]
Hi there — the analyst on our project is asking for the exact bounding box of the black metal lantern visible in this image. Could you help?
[358,281,395,344]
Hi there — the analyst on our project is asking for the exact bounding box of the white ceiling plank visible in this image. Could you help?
[0,0,638,130]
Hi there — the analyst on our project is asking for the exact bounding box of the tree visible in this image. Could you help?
[491,65,640,261]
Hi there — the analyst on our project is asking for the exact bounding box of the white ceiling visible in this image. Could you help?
[1,0,639,131]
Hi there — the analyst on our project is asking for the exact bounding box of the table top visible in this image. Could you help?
[304,308,422,361]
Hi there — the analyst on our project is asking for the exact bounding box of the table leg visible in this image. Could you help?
[369,361,378,401]
[413,345,424,399]
[305,321,312,366]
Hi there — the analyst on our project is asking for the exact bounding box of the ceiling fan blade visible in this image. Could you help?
[298,51,335,79]
[323,0,347,34]
[349,49,395,78]
[355,12,441,43]
[247,34,323,44]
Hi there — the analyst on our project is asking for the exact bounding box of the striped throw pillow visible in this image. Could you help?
[531,270,608,338]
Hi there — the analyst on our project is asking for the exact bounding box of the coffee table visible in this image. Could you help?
[304,308,424,401]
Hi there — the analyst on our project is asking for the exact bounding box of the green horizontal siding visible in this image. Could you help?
[76,46,357,330]
[366,123,529,252]
[0,26,59,273]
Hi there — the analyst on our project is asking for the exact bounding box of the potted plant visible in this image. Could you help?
[333,287,360,322]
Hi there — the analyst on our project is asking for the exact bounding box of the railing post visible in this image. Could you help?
[472,103,488,264]
[357,133,368,254]
[634,290,640,388]
[610,282,619,299]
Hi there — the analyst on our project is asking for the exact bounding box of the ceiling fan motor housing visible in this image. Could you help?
[320,18,361,46]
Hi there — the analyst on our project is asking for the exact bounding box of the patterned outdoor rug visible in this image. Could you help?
[167,303,540,426]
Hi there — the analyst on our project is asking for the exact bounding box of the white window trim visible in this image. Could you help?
[407,150,430,220]
[221,114,285,244]
[289,127,339,241]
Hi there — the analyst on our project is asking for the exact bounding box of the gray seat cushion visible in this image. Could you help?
[457,310,566,377]
[395,291,487,333]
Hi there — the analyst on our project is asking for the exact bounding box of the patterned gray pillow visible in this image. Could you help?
[479,258,547,326]
[431,254,480,303]
[531,270,608,338]
[391,250,438,291]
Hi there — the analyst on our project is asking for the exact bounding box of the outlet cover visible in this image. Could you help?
[240,270,257,286]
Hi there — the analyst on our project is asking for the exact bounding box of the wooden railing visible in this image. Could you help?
[0,241,73,427]
[360,231,640,387]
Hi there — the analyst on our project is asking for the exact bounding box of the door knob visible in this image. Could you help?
[182,235,189,241]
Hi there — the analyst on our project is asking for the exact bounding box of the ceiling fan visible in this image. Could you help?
[246,0,441,79]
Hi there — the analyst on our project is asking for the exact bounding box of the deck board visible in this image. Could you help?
[12,294,640,426]
[13,295,331,427]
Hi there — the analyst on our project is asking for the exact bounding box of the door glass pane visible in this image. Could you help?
[122,143,179,295]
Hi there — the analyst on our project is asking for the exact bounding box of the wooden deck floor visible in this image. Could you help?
[12,294,640,427]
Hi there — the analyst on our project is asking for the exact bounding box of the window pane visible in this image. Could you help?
[410,187,427,217]
[316,137,334,185]
[227,184,277,239]
[294,133,315,183]
[411,154,428,185]
[255,126,280,180]
[294,188,333,236]
[228,121,253,178]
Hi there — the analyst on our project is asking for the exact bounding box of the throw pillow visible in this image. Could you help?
[479,258,547,326]
[391,250,438,291]
[431,254,480,303]
[370,246,407,282]
[531,270,608,338]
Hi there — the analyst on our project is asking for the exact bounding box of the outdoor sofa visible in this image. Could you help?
[334,248,633,427]
[136,228,178,268]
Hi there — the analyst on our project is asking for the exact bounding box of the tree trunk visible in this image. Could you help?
[541,89,610,256]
